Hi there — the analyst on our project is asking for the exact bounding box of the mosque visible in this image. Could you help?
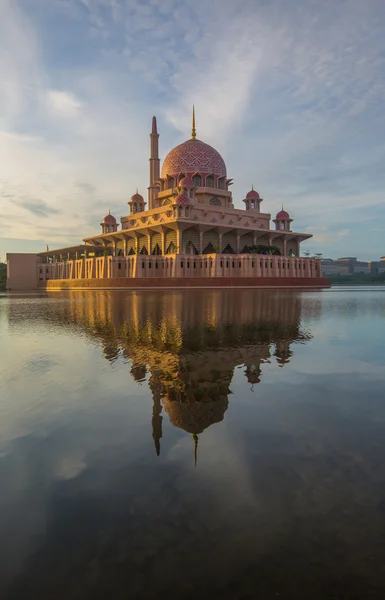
[6,109,328,290]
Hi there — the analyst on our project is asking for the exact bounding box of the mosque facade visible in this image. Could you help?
[6,110,328,290]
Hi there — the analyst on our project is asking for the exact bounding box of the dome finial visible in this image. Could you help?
[191,105,196,140]
[108,208,110,215]
[136,187,138,194]
[252,184,254,190]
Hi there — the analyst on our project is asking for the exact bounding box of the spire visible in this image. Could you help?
[152,116,158,134]
[252,184,254,190]
[191,105,196,140]
[193,433,198,467]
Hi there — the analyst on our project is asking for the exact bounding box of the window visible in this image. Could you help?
[210,197,221,206]
[118,262,122,270]
[250,201,255,209]
[206,175,214,188]
[193,174,202,187]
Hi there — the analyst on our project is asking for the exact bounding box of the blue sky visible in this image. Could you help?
[1,0,384,260]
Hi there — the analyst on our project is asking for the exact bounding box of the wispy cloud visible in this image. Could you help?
[0,0,384,260]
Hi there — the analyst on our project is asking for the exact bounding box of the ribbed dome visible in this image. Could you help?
[174,193,190,205]
[162,139,227,178]
[246,188,260,200]
[130,192,144,203]
[103,213,116,224]
[276,209,290,219]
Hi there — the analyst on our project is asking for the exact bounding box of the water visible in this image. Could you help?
[1,287,385,599]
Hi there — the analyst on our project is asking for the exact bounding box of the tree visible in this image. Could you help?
[249,244,281,256]
[303,250,311,257]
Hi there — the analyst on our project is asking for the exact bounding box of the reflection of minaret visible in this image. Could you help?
[148,116,160,210]
[150,373,163,456]
[193,433,198,467]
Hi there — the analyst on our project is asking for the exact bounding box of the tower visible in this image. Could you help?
[148,116,160,210]
[243,186,262,212]
[100,210,118,234]
[274,207,293,231]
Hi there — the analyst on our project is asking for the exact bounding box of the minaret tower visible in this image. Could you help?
[148,116,160,209]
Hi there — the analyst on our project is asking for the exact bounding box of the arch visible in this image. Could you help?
[206,174,214,188]
[128,248,136,255]
[203,242,216,254]
[217,177,225,190]
[162,198,173,206]
[250,200,255,209]
[152,243,161,255]
[178,173,186,183]
[139,246,148,255]
[185,241,198,255]
[241,245,251,254]
[133,203,138,213]
[167,176,176,189]
[222,243,235,254]
[192,173,202,187]
[166,241,176,254]
[210,197,221,206]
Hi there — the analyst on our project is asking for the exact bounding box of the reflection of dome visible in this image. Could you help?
[276,209,290,219]
[163,397,228,434]
[246,188,260,200]
[161,139,227,178]
[174,193,190,205]
[103,212,116,224]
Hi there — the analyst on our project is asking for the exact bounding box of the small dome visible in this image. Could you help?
[178,176,194,188]
[246,188,260,200]
[174,193,190,205]
[130,192,144,203]
[276,209,290,219]
[103,212,116,224]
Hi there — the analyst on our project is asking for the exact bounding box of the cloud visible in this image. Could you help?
[45,90,83,118]
[16,199,62,218]
[0,0,384,260]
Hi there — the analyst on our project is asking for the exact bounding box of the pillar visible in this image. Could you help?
[199,231,204,254]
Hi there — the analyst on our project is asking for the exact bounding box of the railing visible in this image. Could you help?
[38,254,322,282]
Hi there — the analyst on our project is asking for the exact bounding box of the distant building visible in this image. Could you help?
[321,256,385,276]
[321,257,371,275]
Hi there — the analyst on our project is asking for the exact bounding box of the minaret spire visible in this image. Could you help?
[148,115,160,209]
[191,105,196,140]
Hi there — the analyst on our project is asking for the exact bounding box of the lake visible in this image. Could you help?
[1,287,385,599]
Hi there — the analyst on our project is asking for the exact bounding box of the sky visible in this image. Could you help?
[0,0,384,261]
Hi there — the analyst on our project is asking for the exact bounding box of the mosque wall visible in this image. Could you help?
[165,230,177,253]
[151,232,162,254]
[182,229,200,254]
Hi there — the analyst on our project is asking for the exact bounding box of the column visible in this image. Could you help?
[161,229,166,255]
[283,238,287,257]
[236,235,240,254]
[199,231,204,254]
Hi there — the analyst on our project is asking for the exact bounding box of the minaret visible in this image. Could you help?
[148,116,160,210]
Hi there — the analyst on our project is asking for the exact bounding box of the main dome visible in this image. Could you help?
[161,139,227,178]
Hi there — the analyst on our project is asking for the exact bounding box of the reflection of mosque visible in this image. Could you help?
[49,290,318,462]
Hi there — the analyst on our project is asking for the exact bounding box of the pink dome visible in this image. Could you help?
[103,213,116,224]
[174,193,190,205]
[130,192,144,203]
[276,210,290,220]
[162,139,227,178]
[178,176,194,188]
[246,188,260,200]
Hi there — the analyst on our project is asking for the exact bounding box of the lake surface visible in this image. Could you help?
[1,287,385,599]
